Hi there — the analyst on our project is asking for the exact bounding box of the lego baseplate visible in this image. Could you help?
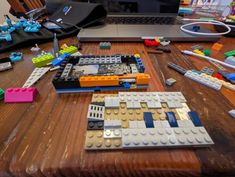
[85,92,214,150]
[52,54,150,93]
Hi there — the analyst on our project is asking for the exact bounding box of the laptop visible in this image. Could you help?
[78,0,219,42]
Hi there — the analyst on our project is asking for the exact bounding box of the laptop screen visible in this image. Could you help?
[89,0,181,14]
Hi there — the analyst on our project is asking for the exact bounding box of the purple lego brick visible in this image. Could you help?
[4,87,38,103]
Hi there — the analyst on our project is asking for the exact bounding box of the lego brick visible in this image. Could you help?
[193,49,205,56]
[0,88,4,101]
[78,55,122,65]
[177,120,195,127]
[129,121,138,128]
[87,104,105,121]
[224,50,235,57]
[191,45,203,50]
[212,43,223,51]
[228,110,235,118]
[121,127,213,149]
[105,97,120,108]
[85,130,122,150]
[9,52,23,62]
[184,70,222,90]
[135,57,145,73]
[137,121,146,128]
[0,62,12,71]
[203,49,211,56]
[87,121,104,130]
[188,111,202,127]
[59,46,78,55]
[176,103,191,120]
[99,42,111,49]
[32,53,54,67]
[200,67,214,76]
[136,74,150,85]
[144,112,154,128]
[4,87,38,103]
[71,51,82,57]
[165,78,176,86]
[104,120,122,129]
[52,53,71,67]
[60,63,73,79]
[166,112,178,127]
[22,67,50,88]
[80,76,119,87]
[158,92,185,108]
[167,62,187,75]
[104,129,122,138]
[130,64,138,73]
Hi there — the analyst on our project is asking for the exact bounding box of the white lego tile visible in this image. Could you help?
[60,63,73,78]
[104,120,121,129]
[104,129,122,138]
[177,120,195,127]
[176,103,191,120]
[137,121,146,128]
[22,67,50,88]
[129,121,138,128]
[87,104,105,121]
[105,97,120,108]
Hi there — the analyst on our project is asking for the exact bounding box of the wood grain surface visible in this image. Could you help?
[0,36,235,177]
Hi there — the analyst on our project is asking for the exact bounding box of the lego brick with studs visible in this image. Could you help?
[52,54,150,93]
[85,92,214,150]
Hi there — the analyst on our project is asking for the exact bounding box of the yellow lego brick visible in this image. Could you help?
[136,74,150,85]
[193,49,205,56]
[134,53,141,58]
[85,130,122,150]
[79,76,119,87]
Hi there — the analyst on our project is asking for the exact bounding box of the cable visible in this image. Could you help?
[182,50,235,70]
[181,18,235,36]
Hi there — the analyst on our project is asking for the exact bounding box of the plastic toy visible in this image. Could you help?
[0,32,12,42]
[24,20,41,33]
[193,49,205,56]
[0,88,4,101]
[84,92,214,150]
[213,73,223,80]
[99,42,111,49]
[160,40,170,46]
[4,87,38,103]
[22,67,50,88]
[59,46,78,55]
[144,39,160,47]
[31,44,41,52]
[0,57,12,71]
[166,78,176,86]
[229,110,235,118]
[52,53,71,67]
[9,52,23,62]
[212,43,223,51]
[52,54,150,93]
[203,49,211,56]
[224,51,235,57]
[32,52,54,67]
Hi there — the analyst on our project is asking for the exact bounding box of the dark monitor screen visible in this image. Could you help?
[89,0,181,14]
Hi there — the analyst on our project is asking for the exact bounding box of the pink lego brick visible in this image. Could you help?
[4,87,38,103]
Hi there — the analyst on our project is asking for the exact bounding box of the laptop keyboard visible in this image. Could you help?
[105,16,175,25]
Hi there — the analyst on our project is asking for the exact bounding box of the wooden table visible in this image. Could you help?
[0,36,235,177]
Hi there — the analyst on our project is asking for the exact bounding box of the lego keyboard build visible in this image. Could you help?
[52,54,150,93]
[85,92,214,150]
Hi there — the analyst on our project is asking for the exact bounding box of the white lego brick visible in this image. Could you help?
[154,121,162,128]
[177,120,195,128]
[157,92,186,107]
[228,110,235,118]
[176,103,191,120]
[165,78,176,86]
[22,67,50,88]
[137,121,146,128]
[184,71,222,91]
[126,101,141,109]
[105,97,120,108]
[104,120,121,129]
[104,129,122,138]
[87,104,105,121]
[129,121,138,128]
[160,120,171,128]
[166,100,183,108]
[0,62,12,71]
[60,63,73,78]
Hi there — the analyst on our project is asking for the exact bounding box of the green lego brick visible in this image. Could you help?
[0,88,4,101]
[59,46,78,55]
[203,49,211,56]
[224,50,235,57]
[32,54,54,67]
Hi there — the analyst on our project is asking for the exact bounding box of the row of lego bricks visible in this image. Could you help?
[78,55,122,65]
[85,126,213,150]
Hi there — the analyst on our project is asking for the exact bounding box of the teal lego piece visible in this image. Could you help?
[99,42,111,49]
[32,53,54,67]
[0,88,4,101]
[224,50,235,57]
[203,49,211,56]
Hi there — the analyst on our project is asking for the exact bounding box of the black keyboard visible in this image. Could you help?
[105,16,175,25]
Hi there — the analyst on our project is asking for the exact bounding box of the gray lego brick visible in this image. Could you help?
[104,120,122,129]
[60,63,73,79]
[200,67,214,76]
[105,97,120,108]
[78,56,122,65]
[0,62,12,71]
[165,78,176,86]
[122,127,214,149]
[184,70,222,90]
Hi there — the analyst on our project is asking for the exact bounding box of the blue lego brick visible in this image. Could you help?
[144,112,154,128]
[52,53,71,67]
[135,58,145,73]
[165,112,178,127]
[9,52,23,62]
[188,111,202,127]
[167,62,187,75]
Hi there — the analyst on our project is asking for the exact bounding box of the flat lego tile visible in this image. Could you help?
[22,67,50,88]
[104,129,122,138]
[166,78,176,86]
[144,112,154,128]
[105,97,120,108]
[85,130,122,150]
[176,103,191,120]
[104,120,122,129]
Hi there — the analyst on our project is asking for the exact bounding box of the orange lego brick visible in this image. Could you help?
[80,76,119,87]
[212,43,223,51]
[136,74,150,85]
